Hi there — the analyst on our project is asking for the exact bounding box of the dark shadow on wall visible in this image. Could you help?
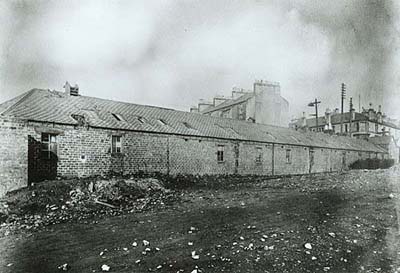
[28,136,58,184]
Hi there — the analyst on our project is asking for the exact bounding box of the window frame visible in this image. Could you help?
[255,147,262,164]
[217,145,225,163]
[285,148,292,164]
[41,133,57,159]
[111,135,122,154]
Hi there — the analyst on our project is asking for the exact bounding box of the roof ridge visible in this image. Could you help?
[46,89,180,112]
[201,93,254,113]
[0,89,37,116]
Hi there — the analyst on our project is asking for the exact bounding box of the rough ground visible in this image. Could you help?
[1,167,400,273]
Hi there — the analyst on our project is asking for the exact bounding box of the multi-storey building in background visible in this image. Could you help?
[190,80,289,127]
[290,104,400,162]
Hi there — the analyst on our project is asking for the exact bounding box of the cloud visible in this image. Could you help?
[0,0,399,121]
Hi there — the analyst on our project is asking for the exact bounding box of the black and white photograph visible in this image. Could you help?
[0,1,400,272]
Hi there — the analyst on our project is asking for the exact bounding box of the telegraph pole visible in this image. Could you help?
[340,83,346,134]
[349,97,353,136]
[308,98,321,130]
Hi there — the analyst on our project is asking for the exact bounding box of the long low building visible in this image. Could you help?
[0,85,388,196]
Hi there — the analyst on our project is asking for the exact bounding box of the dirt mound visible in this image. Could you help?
[0,177,177,232]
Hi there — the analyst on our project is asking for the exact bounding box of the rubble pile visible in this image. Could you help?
[0,177,177,233]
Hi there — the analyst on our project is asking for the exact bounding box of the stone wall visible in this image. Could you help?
[0,119,390,197]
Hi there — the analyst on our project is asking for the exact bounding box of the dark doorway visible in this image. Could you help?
[309,149,314,173]
[234,143,239,174]
[28,134,58,184]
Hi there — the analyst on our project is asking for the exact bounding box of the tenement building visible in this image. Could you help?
[289,104,400,162]
[0,83,389,196]
[190,80,289,127]
[291,104,400,139]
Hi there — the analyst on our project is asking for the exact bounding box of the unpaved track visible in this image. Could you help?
[1,169,400,273]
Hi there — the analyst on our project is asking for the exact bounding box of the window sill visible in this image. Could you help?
[217,161,225,164]
[111,153,125,157]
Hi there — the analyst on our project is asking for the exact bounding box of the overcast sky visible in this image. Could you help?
[1,0,399,121]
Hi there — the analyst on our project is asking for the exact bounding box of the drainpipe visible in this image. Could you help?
[167,137,170,175]
[271,143,275,176]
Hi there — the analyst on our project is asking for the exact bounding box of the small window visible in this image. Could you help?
[41,133,57,159]
[217,145,224,162]
[286,149,292,164]
[112,136,122,153]
[112,113,124,122]
[255,147,262,163]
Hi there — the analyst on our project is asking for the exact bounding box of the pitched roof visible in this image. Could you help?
[0,89,385,153]
[368,135,396,146]
[201,93,254,114]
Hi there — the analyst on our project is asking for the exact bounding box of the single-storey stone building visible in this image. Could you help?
[0,85,388,196]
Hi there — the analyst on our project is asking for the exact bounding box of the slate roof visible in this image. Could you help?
[368,135,396,145]
[201,93,254,114]
[0,89,385,152]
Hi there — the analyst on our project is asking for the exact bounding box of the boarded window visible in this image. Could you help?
[41,133,57,159]
[217,145,224,162]
[286,149,292,164]
[112,136,122,153]
[255,147,262,163]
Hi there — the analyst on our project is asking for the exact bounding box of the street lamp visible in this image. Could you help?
[308,98,321,129]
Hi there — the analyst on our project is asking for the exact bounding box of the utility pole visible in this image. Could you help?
[308,98,321,130]
[349,97,353,136]
[340,83,346,134]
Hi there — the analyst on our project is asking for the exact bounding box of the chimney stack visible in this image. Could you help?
[301,112,307,128]
[377,105,383,123]
[324,108,333,132]
[64,81,79,96]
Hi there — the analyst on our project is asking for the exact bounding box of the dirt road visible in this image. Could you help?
[1,169,400,273]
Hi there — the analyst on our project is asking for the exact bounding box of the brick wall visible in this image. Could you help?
[0,118,28,197]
